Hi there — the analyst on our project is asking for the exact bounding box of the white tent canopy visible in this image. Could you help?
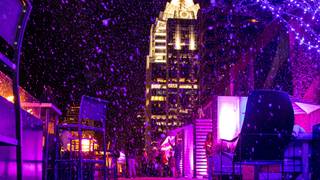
[294,102,320,114]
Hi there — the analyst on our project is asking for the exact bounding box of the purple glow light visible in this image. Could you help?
[217,96,241,141]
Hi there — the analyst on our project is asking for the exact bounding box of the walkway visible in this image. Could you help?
[118,177,199,180]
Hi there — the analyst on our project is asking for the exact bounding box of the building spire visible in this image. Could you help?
[171,0,195,8]
[165,0,200,20]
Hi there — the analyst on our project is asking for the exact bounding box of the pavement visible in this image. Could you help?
[118,177,199,180]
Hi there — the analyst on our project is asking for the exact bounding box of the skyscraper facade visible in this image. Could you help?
[145,0,200,143]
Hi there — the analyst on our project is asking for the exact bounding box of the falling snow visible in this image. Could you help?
[20,0,167,150]
[17,0,320,152]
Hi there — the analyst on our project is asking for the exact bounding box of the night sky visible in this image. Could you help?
[17,0,320,146]
[19,0,210,150]
[21,0,167,117]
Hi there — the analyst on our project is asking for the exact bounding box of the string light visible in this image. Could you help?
[258,0,320,52]
[234,0,320,53]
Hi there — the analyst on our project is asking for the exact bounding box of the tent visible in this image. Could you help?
[293,102,320,133]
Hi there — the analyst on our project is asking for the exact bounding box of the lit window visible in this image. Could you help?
[151,96,166,101]
[180,109,188,113]
[67,138,97,152]
[151,84,161,89]
[151,84,167,89]
[179,84,193,89]
[157,78,167,83]
[180,78,186,82]
[168,83,178,88]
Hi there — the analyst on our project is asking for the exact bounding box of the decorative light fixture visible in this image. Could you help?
[235,0,320,53]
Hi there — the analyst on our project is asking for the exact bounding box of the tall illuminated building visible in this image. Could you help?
[145,0,200,143]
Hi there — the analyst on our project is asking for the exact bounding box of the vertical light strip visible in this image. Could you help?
[189,26,196,50]
[175,24,182,50]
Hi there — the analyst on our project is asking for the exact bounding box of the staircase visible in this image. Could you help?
[195,119,213,178]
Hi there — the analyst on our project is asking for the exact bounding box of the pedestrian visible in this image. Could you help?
[161,150,169,176]
[204,132,214,180]
[141,149,148,176]
[169,134,182,177]
[128,146,136,178]
[155,149,162,176]
[168,150,175,177]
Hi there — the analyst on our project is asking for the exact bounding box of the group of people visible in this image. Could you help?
[124,134,183,178]
[140,135,182,178]
[124,132,215,179]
